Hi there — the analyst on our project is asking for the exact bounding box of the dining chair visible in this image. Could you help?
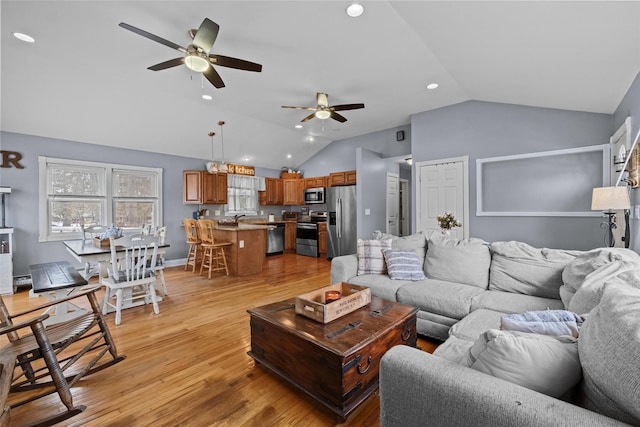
[80,224,109,279]
[183,219,202,273]
[197,219,232,279]
[0,287,125,426]
[152,226,168,295]
[100,234,160,326]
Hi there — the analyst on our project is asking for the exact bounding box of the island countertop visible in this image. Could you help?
[215,223,269,231]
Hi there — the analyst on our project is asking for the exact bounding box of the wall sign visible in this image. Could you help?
[227,163,255,176]
[1,151,24,169]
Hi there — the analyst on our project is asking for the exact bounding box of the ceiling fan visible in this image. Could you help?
[281,93,365,123]
[119,18,262,88]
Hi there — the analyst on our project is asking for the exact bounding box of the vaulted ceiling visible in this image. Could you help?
[2,1,640,170]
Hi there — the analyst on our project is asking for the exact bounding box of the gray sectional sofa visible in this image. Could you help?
[329,232,640,426]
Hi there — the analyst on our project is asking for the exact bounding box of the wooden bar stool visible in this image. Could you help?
[197,219,232,279]
[183,219,201,273]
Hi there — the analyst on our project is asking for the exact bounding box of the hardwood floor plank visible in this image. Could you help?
[2,254,438,426]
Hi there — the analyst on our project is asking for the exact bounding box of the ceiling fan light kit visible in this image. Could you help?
[315,110,331,120]
[185,53,209,72]
[282,92,365,123]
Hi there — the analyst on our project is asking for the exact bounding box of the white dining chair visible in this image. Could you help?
[100,234,160,326]
[80,224,108,279]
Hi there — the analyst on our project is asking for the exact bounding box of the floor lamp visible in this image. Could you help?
[591,186,631,247]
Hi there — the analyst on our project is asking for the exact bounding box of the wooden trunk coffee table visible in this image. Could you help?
[247,295,418,419]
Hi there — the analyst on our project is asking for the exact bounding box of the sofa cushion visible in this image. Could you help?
[468,329,582,398]
[579,283,640,424]
[357,239,392,275]
[346,273,406,302]
[470,290,564,314]
[424,233,491,289]
[449,308,503,342]
[489,241,580,299]
[500,310,584,338]
[373,231,427,268]
[432,335,475,365]
[382,249,426,281]
[397,279,484,320]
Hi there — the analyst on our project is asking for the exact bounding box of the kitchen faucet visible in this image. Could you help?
[233,214,246,223]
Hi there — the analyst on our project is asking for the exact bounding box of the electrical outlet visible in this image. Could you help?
[239,240,245,248]
[364,208,371,216]
[260,210,264,215]
[214,210,221,216]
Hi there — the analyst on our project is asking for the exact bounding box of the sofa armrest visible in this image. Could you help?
[380,345,629,427]
[330,254,358,284]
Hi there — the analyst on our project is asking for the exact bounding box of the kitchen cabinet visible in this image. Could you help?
[328,170,357,187]
[318,222,327,257]
[260,178,283,205]
[285,221,297,252]
[304,176,327,189]
[183,170,228,204]
[283,179,304,205]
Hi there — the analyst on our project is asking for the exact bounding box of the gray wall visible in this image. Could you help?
[411,100,613,250]
[0,131,280,276]
[613,71,640,252]
[356,147,388,239]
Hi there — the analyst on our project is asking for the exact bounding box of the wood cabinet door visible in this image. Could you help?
[283,179,301,205]
[304,176,327,188]
[183,170,203,204]
[285,222,296,251]
[318,222,327,255]
[329,172,346,187]
[202,172,228,204]
[345,170,357,185]
[264,178,283,205]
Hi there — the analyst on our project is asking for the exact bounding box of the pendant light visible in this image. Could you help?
[218,120,228,173]
[206,131,218,173]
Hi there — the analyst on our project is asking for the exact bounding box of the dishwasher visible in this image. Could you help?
[266,223,285,255]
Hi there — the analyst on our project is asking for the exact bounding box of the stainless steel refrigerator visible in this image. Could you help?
[327,185,357,259]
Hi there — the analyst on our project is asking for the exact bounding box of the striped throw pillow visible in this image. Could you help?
[357,239,392,275]
[382,249,426,281]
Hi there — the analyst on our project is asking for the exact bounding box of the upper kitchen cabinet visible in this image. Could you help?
[328,170,357,187]
[283,179,304,205]
[183,170,228,205]
[304,176,328,189]
[260,177,283,205]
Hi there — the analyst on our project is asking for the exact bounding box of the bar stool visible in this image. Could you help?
[183,219,201,273]
[197,219,232,278]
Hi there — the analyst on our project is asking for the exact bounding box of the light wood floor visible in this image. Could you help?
[3,253,438,426]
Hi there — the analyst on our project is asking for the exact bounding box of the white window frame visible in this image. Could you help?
[39,156,163,242]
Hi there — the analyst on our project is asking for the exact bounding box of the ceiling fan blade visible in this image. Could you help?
[301,113,317,122]
[330,112,348,123]
[192,18,219,53]
[148,57,185,71]
[119,22,186,53]
[203,65,225,88]
[281,106,317,110]
[210,55,262,72]
[316,93,329,107]
[331,103,365,111]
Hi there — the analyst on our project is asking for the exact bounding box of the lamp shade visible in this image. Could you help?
[591,187,631,211]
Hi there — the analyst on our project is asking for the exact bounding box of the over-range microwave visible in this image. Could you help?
[303,187,325,204]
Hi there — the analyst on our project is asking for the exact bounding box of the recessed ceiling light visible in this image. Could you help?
[243,156,251,162]
[287,154,292,159]
[295,124,303,129]
[202,94,212,100]
[13,32,35,43]
[427,83,439,90]
[346,3,364,18]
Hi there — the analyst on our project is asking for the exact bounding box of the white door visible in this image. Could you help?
[399,179,409,236]
[416,158,468,239]
[386,173,399,235]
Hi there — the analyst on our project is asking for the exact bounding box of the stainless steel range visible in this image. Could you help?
[296,212,327,257]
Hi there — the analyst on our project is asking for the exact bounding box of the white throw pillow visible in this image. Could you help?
[382,249,426,281]
[500,310,585,338]
[357,239,392,275]
[468,329,582,398]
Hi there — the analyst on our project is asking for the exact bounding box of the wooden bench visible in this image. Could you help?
[29,261,88,325]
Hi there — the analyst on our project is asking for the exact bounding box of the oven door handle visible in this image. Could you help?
[297,223,317,229]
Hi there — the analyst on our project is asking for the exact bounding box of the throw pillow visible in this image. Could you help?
[468,329,582,398]
[373,231,427,268]
[500,310,585,338]
[424,232,491,288]
[357,239,392,275]
[382,249,426,281]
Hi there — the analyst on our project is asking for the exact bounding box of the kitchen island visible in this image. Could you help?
[214,224,267,276]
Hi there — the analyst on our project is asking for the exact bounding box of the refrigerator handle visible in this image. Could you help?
[337,197,342,239]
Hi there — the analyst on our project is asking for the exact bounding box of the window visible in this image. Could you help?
[224,175,265,216]
[39,157,162,242]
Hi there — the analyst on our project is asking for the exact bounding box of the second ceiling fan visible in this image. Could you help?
[282,93,364,123]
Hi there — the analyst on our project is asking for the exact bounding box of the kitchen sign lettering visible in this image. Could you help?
[227,164,255,176]
[1,151,24,169]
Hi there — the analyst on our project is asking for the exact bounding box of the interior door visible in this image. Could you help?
[417,160,466,239]
[386,173,399,235]
[399,179,409,236]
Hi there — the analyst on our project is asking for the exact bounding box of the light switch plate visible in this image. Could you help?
[635,205,640,219]
[239,240,245,248]
[214,210,221,216]
[364,208,371,216]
